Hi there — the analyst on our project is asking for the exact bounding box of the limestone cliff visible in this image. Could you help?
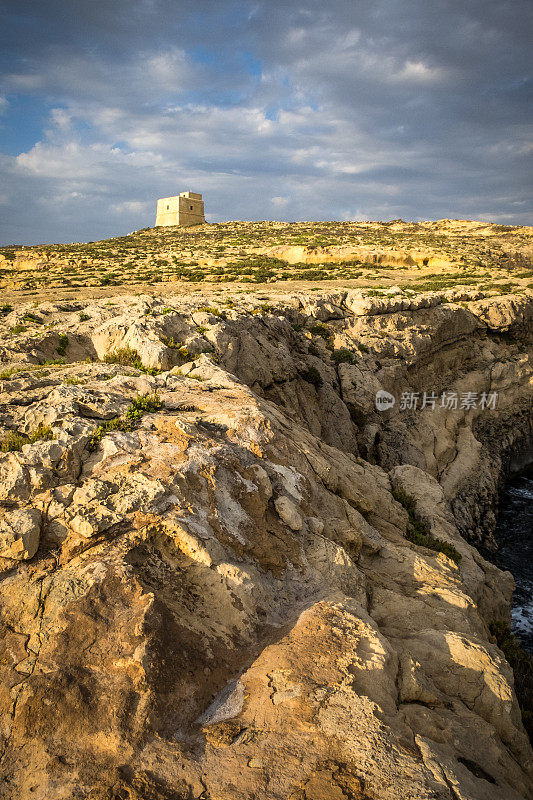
[0,288,531,799]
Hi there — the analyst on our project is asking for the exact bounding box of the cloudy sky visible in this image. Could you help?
[0,0,531,244]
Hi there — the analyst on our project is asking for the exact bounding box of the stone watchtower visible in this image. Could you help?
[155,191,205,227]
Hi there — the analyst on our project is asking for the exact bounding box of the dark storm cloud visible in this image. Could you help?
[0,0,531,243]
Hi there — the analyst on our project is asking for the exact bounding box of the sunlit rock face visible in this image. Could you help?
[0,288,531,800]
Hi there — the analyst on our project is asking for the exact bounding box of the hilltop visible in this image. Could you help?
[0,219,532,799]
[0,218,531,303]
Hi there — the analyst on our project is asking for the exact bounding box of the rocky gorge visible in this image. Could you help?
[0,285,532,799]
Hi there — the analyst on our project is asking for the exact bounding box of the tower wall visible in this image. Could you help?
[155,193,205,227]
[177,194,205,226]
[155,196,180,227]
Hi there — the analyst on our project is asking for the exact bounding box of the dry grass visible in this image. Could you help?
[1,219,531,301]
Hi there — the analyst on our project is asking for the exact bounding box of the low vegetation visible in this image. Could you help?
[393,488,462,563]
[1,219,530,295]
[331,348,356,365]
[490,620,533,742]
[56,333,69,356]
[300,365,323,388]
[87,393,163,451]
[103,347,160,375]
[0,423,54,453]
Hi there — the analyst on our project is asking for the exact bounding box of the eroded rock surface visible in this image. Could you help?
[0,289,531,799]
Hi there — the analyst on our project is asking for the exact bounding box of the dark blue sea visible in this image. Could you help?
[493,468,533,652]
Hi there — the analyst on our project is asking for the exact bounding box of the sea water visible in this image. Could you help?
[493,467,533,652]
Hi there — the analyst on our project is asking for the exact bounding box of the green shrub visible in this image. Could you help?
[0,423,53,453]
[309,322,332,339]
[0,367,18,380]
[87,393,163,451]
[392,488,416,513]
[490,620,533,743]
[161,336,183,350]
[0,304,13,316]
[79,312,90,322]
[494,282,519,294]
[125,392,163,421]
[331,348,356,365]
[56,334,69,356]
[160,337,193,363]
[103,347,159,375]
[392,488,462,563]
[301,366,323,388]
[87,417,133,450]
[23,312,42,324]
[197,305,227,319]
[99,272,118,285]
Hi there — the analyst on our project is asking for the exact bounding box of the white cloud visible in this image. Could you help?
[390,60,451,85]
[15,141,127,180]
[110,200,152,214]
[0,0,531,243]
[145,49,191,88]
[3,73,43,91]
[48,108,73,132]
